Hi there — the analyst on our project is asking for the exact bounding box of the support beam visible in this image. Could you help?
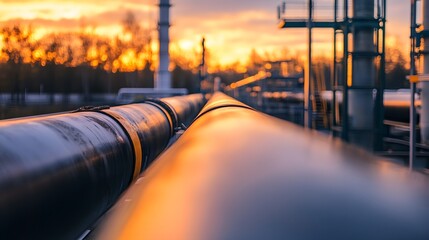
[348,0,377,149]
[410,0,418,169]
[304,0,313,128]
[277,0,386,150]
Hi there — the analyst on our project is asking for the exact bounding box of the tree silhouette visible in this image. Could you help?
[0,25,36,102]
[385,45,408,89]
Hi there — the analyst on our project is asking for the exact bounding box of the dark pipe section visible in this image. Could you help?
[0,94,205,239]
[0,113,134,239]
[102,104,172,171]
[162,94,206,127]
[94,93,429,240]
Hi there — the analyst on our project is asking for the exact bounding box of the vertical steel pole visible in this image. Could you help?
[341,0,349,140]
[421,0,429,143]
[349,0,376,149]
[410,0,417,170]
[198,37,206,93]
[305,0,313,128]
[332,1,336,131]
[332,0,338,131]
[375,0,386,151]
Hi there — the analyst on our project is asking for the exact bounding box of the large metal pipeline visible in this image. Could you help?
[0,94,205,239]
[94,92,429,240]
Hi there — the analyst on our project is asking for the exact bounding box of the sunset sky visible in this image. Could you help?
[0,0,412,66]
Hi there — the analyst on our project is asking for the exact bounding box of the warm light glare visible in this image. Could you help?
[227,71,268,90]
[0,0,411,72]
[178,40,194,51]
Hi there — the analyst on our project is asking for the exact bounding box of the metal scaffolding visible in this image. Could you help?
[277,0,386,151]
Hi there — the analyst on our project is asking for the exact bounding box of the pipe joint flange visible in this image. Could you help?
[176,122,188,132]
[142,98,181,135]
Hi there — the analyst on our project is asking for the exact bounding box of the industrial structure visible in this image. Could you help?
[224,61,304,122]
[222,0,429,167]
[408,0,429,167]
[412,0,429,146]
[277,0,386,150]
[420,0,429,143]
[155,0,172,89]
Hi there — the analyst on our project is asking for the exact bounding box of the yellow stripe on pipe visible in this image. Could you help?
[102,110,143,181]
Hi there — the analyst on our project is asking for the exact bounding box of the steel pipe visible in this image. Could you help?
[162,94,206,126]
[94,93,429,240]
[0,94,205,239]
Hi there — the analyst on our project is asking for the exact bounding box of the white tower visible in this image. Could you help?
[156,0,171,89]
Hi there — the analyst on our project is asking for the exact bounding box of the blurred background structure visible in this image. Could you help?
[0,1,428,239]
[0,0,426,164]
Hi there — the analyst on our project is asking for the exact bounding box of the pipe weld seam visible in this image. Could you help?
[194,104,255,123]
[144,99,178,135]
[98,109,143,182]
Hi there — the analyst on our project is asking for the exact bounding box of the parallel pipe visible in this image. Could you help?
[0,94,205,239]
[95,93,429,240]
[233,90,421,123]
